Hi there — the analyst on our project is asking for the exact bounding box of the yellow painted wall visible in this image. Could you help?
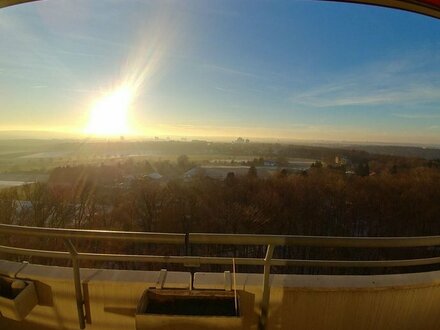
[1,261,440,330]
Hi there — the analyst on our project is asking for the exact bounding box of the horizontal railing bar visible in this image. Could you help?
[2,224,440,248]
[189,233,440,248]
[2,244,440,268]
[0,245,71,259]
[78,254,440,268]
[0,245,264,265]
[76,253,265,265]
[0,224,185,244]
[271,256,440,268]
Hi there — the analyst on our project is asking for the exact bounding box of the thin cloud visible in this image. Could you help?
[290,51,440,108]
[0,14,82,88]
[55,49,102,58]
[202,63,260,79]
[393,113,440,119]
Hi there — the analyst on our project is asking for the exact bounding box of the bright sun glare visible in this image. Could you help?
[85,86,134,137]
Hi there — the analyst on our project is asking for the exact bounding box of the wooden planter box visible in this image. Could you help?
[0,276,38,321]
[135,289,243,330]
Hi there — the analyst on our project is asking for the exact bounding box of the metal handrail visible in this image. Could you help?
[189,232,440,247]
[4,223,440,248]
[0,223,185,244]
[3,244,440,268]
[1,223,440,330]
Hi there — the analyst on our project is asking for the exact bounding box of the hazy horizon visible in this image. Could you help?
[1,128,440,149]
[1,0,439,144]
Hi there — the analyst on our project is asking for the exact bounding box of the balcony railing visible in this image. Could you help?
[1,223,440,329]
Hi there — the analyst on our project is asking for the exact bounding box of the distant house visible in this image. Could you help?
[184,166,272,181]
[144,172,163,181]
[14,200,33,213]
[335,156,352,166]
[264,160,277,167]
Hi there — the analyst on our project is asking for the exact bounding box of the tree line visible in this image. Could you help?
[1,157,440,274]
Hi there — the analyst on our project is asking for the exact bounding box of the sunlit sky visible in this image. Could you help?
[0,0,439,144]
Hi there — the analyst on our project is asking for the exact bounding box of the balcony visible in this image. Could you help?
[0,223,439,329]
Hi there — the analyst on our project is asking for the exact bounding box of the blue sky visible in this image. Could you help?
[0,0,439,144]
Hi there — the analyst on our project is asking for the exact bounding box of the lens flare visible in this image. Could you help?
[84,4,179,137]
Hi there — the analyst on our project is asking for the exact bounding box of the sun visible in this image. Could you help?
[85,86,134,136]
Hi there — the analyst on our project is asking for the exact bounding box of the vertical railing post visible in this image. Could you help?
[185,232,194,290]
[64,239,86,329]
[259,244,275,330]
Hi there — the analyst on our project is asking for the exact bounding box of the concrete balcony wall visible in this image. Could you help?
[1,260,440,329]
[195,271,440,330]
[0,260,191,329]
